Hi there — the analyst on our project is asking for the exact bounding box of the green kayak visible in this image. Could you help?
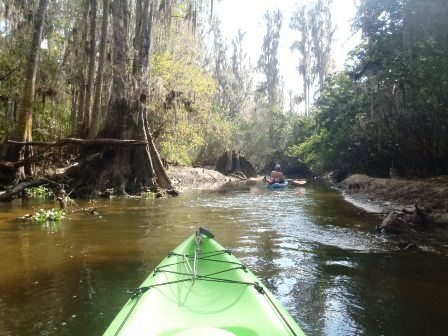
[103,228,305,336]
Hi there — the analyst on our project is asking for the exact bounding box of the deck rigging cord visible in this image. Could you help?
[193,228,202,283]
[114,229,298,336]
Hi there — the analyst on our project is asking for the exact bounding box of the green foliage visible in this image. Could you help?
[290,0,333,115]
[237,105,293,167]
[31,208,65,226]
[4,0,444,179]
[0,0,78,143]
[257,9,283,107]
[288,129,338,172]
[286,73,358,173]
[288,0,448,177]
[0,21,29,141]
[350,0,448,176]
[194,112,234,165]
[285,112,314,148]
[150,51,234,165]
[27,186,53,198]
[142,190,155,199]
[238,116,270,166]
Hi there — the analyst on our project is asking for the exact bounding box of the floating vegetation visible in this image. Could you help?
[31,208,65,226]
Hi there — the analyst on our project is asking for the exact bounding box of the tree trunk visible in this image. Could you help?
[2,0,47,182]
[70,86,78,135]
[215,150,257,178]
[90,0,109,138]
[100,0,128,138]
[67,0,174,197]
[76,0,90,137]
[210,0,214,23]
[83,0,98,135]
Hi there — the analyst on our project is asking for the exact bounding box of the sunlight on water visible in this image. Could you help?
[0,184,447,335]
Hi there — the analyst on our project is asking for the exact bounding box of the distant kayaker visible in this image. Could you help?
[269,164,285,183]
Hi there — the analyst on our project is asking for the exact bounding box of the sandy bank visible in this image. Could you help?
[337,174,448,231]
[166,165,267,192]
[166,165,241,190]
[338,174,448,211]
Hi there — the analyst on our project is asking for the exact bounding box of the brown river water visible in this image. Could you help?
[0,184,447,336]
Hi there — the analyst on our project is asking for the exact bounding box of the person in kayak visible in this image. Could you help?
[269,164,285,184]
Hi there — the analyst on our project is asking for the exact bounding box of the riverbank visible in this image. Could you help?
[337,174,448,232]
[167,165,263,191]
[0,165,249,200]
[167,165,234,190]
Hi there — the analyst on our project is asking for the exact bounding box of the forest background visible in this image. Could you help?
[1,0,447,188]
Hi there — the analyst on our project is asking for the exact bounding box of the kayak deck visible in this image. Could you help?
[104,229,305,336]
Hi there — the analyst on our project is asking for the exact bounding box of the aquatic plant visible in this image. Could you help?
[31,208,65,226]
[143,190,155,199]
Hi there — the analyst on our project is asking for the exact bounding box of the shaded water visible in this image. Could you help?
[0,185,447,335]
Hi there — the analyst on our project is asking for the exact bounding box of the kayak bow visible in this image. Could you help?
[103,228,305,336]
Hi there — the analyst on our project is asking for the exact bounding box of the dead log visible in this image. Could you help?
[0,178,52,201]
[8,138,148,147]
[377,210,408,234]
[0,152,53,172]
[376,204,434,234]
[0,160,15,172]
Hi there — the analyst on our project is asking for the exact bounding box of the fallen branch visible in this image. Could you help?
[0,173,69,202]
[8,138,148,147]
[0,152,53,172]
[0,178,53,201]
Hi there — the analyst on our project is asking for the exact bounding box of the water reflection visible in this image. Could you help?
[0,185,447,336]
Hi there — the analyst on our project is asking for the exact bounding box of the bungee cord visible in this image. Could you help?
[114,228,298,336]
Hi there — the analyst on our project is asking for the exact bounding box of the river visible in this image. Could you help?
[0,184,447,335]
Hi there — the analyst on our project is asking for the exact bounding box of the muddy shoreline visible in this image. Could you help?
[167,165,248,191]
[335,174,448,233]
[337,175,448,210]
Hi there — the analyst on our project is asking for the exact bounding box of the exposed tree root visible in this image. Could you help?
[1,135,179,200]
[215,150,257,178]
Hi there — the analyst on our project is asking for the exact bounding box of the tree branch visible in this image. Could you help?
[7,138,148,147]
[0,152,53,171]
[0,178,57,201]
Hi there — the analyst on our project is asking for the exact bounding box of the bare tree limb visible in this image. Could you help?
[0,178,57,201]
[0,152,53,171]
[0,173,70,201]
[7,138,148,147]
